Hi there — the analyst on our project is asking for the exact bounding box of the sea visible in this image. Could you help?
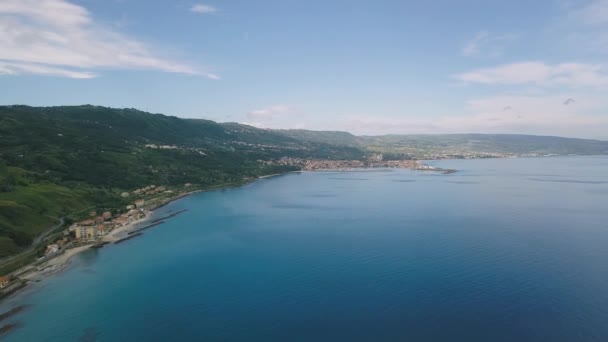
[1,156,608,341]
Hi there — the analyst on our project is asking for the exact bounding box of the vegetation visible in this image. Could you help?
[276,130,608,157]
[1,105,607,259]
[359,134,608,157]
[0,105,362,258]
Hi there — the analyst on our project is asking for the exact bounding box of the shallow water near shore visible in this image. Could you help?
[2,156,608,341]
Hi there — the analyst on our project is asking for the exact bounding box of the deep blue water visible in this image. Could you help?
[2,157,608,341]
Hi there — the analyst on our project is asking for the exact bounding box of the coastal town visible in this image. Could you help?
[0,156,454,302]
[268,154,456,173]
[0,184,188,300]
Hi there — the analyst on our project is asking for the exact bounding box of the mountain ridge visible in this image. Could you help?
[1,104,607,262]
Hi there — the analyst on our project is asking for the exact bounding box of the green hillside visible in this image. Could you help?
[0,105,363,257]
[272,129,608,157]
[274,129,362,147]
[360,134,608,158]
[1,105,607,259]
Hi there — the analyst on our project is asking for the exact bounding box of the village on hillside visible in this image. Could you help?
[0,184,190,298]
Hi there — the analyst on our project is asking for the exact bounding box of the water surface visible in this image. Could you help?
[2,157,608,341]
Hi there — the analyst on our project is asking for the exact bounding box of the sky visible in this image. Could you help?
[1,0,608,139]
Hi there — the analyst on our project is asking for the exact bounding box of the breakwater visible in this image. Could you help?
[114,233,143,244]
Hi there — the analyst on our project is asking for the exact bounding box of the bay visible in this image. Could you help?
[2,156,608,341]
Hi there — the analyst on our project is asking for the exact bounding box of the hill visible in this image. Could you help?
[1,105,607,261]
[359,133,608,159]
[272,129,608,158]
[273,129,362,147]
[0,105,363,259]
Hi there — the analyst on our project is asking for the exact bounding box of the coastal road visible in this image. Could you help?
[0,217,65,268]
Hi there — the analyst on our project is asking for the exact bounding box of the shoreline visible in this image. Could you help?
[0,164,453,304]
[0,171,295,304]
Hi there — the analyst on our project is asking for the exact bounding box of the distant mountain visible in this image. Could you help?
[273,129,362,147]
[1,105,607,260]
[358,133,608,158]
[0,105,362,259]
[269,129,608,158]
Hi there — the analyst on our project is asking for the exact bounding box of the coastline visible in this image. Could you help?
[0,172,293,304]
[0,164,452,304]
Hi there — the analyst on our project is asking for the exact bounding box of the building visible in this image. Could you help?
[44,244,59,257]
[0,276,9,288]
[75,225,98,240]
[134,199,145,208]
[76,219,96,227]
[112,216,129,226]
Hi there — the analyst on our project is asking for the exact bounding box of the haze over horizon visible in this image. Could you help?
[1,0,608,139]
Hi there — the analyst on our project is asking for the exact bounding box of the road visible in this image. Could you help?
[0,217,65,267]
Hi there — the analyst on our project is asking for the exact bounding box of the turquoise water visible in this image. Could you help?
[2,157,608,341]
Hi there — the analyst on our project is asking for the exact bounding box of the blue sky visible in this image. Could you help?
[1,0,608,138]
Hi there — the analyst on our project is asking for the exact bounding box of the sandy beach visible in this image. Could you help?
[21,245,91,281]
[19,209,155,283]
[1,176,289,303]
[102,210,153,243]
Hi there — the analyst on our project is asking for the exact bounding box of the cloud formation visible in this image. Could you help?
[461,31,518,57]
[572,0,608,25]
[455,62,608,87]
[325,94,608,138]
[0,0,217,78]
[190,4,218,14]
[247,105,293,119]
[243,93,607,139]
[0,61,96,78]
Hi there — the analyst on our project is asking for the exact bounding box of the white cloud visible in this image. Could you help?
[455,61,608,87]
[247,105,293,119]
[322,95,608,138]
[572,0,608,25]
[190,4,217,14]
[462,30,518,57]
[462,31,489,56]
[250,93,607,139]
[543,1,608,56]
[0,0,216,78]
[0,61,96,78]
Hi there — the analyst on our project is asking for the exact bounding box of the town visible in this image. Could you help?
[0,155,456,300]
[0,184,187,299]
[267,155,455,173]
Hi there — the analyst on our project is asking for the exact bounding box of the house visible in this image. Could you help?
[120,192,130,198]
[134,199,145,208]
[112,217,129,226]
[102,211,113,220]
[96,225,107,236]
[75,226,98,240]
[0,276,9,288]
[126,204,135,210]
[76,219,96,226]
[45,244,59,257]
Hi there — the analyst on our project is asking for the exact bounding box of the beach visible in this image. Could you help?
[20,211,153,282]
[8,207,157,289]
[4,157,608,341]
[1,173,292,303]
[101,211,153,243]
